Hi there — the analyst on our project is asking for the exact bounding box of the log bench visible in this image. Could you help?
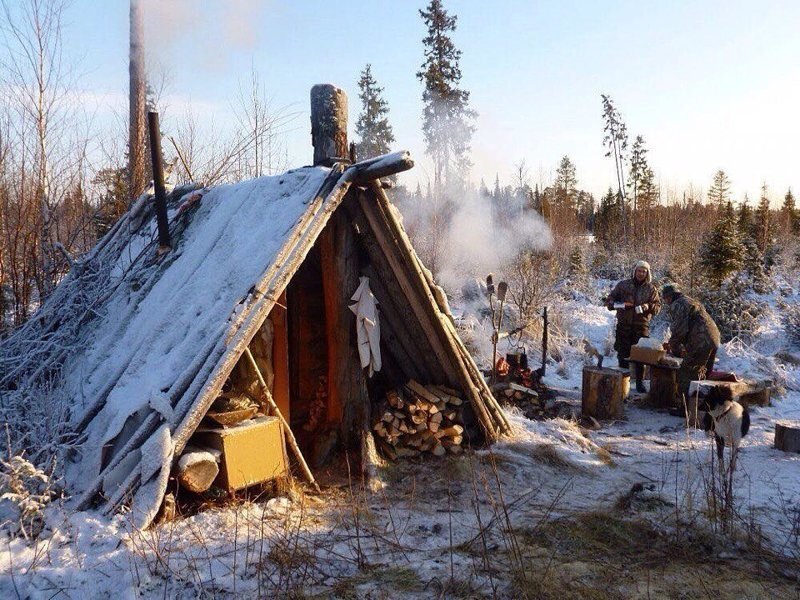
[688,380,771,408]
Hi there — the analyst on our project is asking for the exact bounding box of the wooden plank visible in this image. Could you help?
[367,183,511,437]
[269,292,290,422]
[361,262,432,381]
[356,192,460,385]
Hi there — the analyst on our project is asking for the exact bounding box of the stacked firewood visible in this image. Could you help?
[373,380,465,459]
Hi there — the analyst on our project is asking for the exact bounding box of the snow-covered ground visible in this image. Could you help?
[2,281,799,598]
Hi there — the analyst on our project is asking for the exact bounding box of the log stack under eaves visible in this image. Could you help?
[373,380,466,459]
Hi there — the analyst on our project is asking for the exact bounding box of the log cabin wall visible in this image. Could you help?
[319,194,370,451]
[286,244,330,463]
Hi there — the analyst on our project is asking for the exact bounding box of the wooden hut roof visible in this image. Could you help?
[0,152,509,528]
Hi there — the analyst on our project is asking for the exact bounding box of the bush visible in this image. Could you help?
[0,455,58,539]
[699,278,764,342]
[781,302,800,348]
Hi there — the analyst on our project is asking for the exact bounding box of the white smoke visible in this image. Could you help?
[142,0,269,71]
[400,184,553,295]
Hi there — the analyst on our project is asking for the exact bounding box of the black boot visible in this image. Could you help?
[636,380,647,394]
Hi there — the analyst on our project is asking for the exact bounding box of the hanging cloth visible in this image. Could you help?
[349,276,381,377]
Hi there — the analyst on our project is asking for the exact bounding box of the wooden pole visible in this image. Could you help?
[147,111,170,250]
[541,306,548,376]
[311,84,348,167]
[244,347,320,492]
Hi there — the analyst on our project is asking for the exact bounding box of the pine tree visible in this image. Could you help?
[737,194,753,237]
[754,183,771,252]
[781,188,798,235]
[355,64,395,160]
[700,201,744,285]
[601,94,628,202]
[628,135,648,214]
[568,246,586,277]
[554,155,577,211]
[417,0,476,192]
[707,170,731,209]
[594,188,622,248]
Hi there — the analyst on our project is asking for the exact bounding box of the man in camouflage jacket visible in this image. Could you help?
[606,260,661,392]
[662,283,721,404]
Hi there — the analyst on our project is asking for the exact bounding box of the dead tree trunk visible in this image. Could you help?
[310,84,348,166]
[129,0,147,203]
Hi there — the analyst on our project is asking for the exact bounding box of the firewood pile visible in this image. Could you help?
[373,380,465,459]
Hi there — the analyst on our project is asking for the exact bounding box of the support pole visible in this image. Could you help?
[541,306,548,377]
[147,111,171,251]
[244,347,321,492]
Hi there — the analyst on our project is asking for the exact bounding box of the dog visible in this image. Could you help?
[701,386,750,473]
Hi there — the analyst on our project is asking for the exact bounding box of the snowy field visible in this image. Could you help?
[1,285,799,598]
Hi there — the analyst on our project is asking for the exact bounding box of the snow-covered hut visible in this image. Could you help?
[0,85,509,527]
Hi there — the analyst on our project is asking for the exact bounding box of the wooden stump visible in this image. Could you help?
[647,365,679,409]
[775,422,800,453]
[582,367,628,420]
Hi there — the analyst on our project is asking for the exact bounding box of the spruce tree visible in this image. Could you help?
[781,188,798,235]
[628,135,648,214]
[754,183,771,252]
[700,201,744,285]
[417,0,476,191]
[554,155,577,211]
[708,170,731,209]
[568,246,586,278]
[737,194,753,237]
[355,64,395,160]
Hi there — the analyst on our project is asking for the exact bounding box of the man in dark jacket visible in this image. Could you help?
[662,283,721,404]
[606,260,661,392]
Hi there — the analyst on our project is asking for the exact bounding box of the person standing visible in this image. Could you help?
[606,260,661,392]
[661,283,721,405]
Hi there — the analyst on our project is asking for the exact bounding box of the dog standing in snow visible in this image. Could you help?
[702,386,751,474]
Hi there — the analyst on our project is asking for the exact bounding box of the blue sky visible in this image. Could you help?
[61,0,799,204]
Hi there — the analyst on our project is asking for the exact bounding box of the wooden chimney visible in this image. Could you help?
[310,84,348,167]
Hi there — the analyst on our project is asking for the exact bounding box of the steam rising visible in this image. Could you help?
[400,186,553,294]
[142,0,269,71]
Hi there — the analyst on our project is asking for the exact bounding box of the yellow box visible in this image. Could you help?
[629,345,666,365]
[194,416,287,492]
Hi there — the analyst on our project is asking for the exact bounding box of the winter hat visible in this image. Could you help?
[661,282,681,298]
[632,260,652,282]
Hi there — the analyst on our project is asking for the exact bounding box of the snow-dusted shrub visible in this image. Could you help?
[781,302,800,348]
[699,278,764,343]
[0,455,58,539]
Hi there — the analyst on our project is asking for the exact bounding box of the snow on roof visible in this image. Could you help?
[55,166,330,522]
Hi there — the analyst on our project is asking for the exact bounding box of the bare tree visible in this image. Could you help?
[1,0,78,300]
[128,0,147,203]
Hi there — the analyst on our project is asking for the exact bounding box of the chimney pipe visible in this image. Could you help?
[147,111,171,251]
[310,84,348,167]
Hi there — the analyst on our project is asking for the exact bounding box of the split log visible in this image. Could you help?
[177,447,220,493]
[775,422,800,453]
[581,366,627,420]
